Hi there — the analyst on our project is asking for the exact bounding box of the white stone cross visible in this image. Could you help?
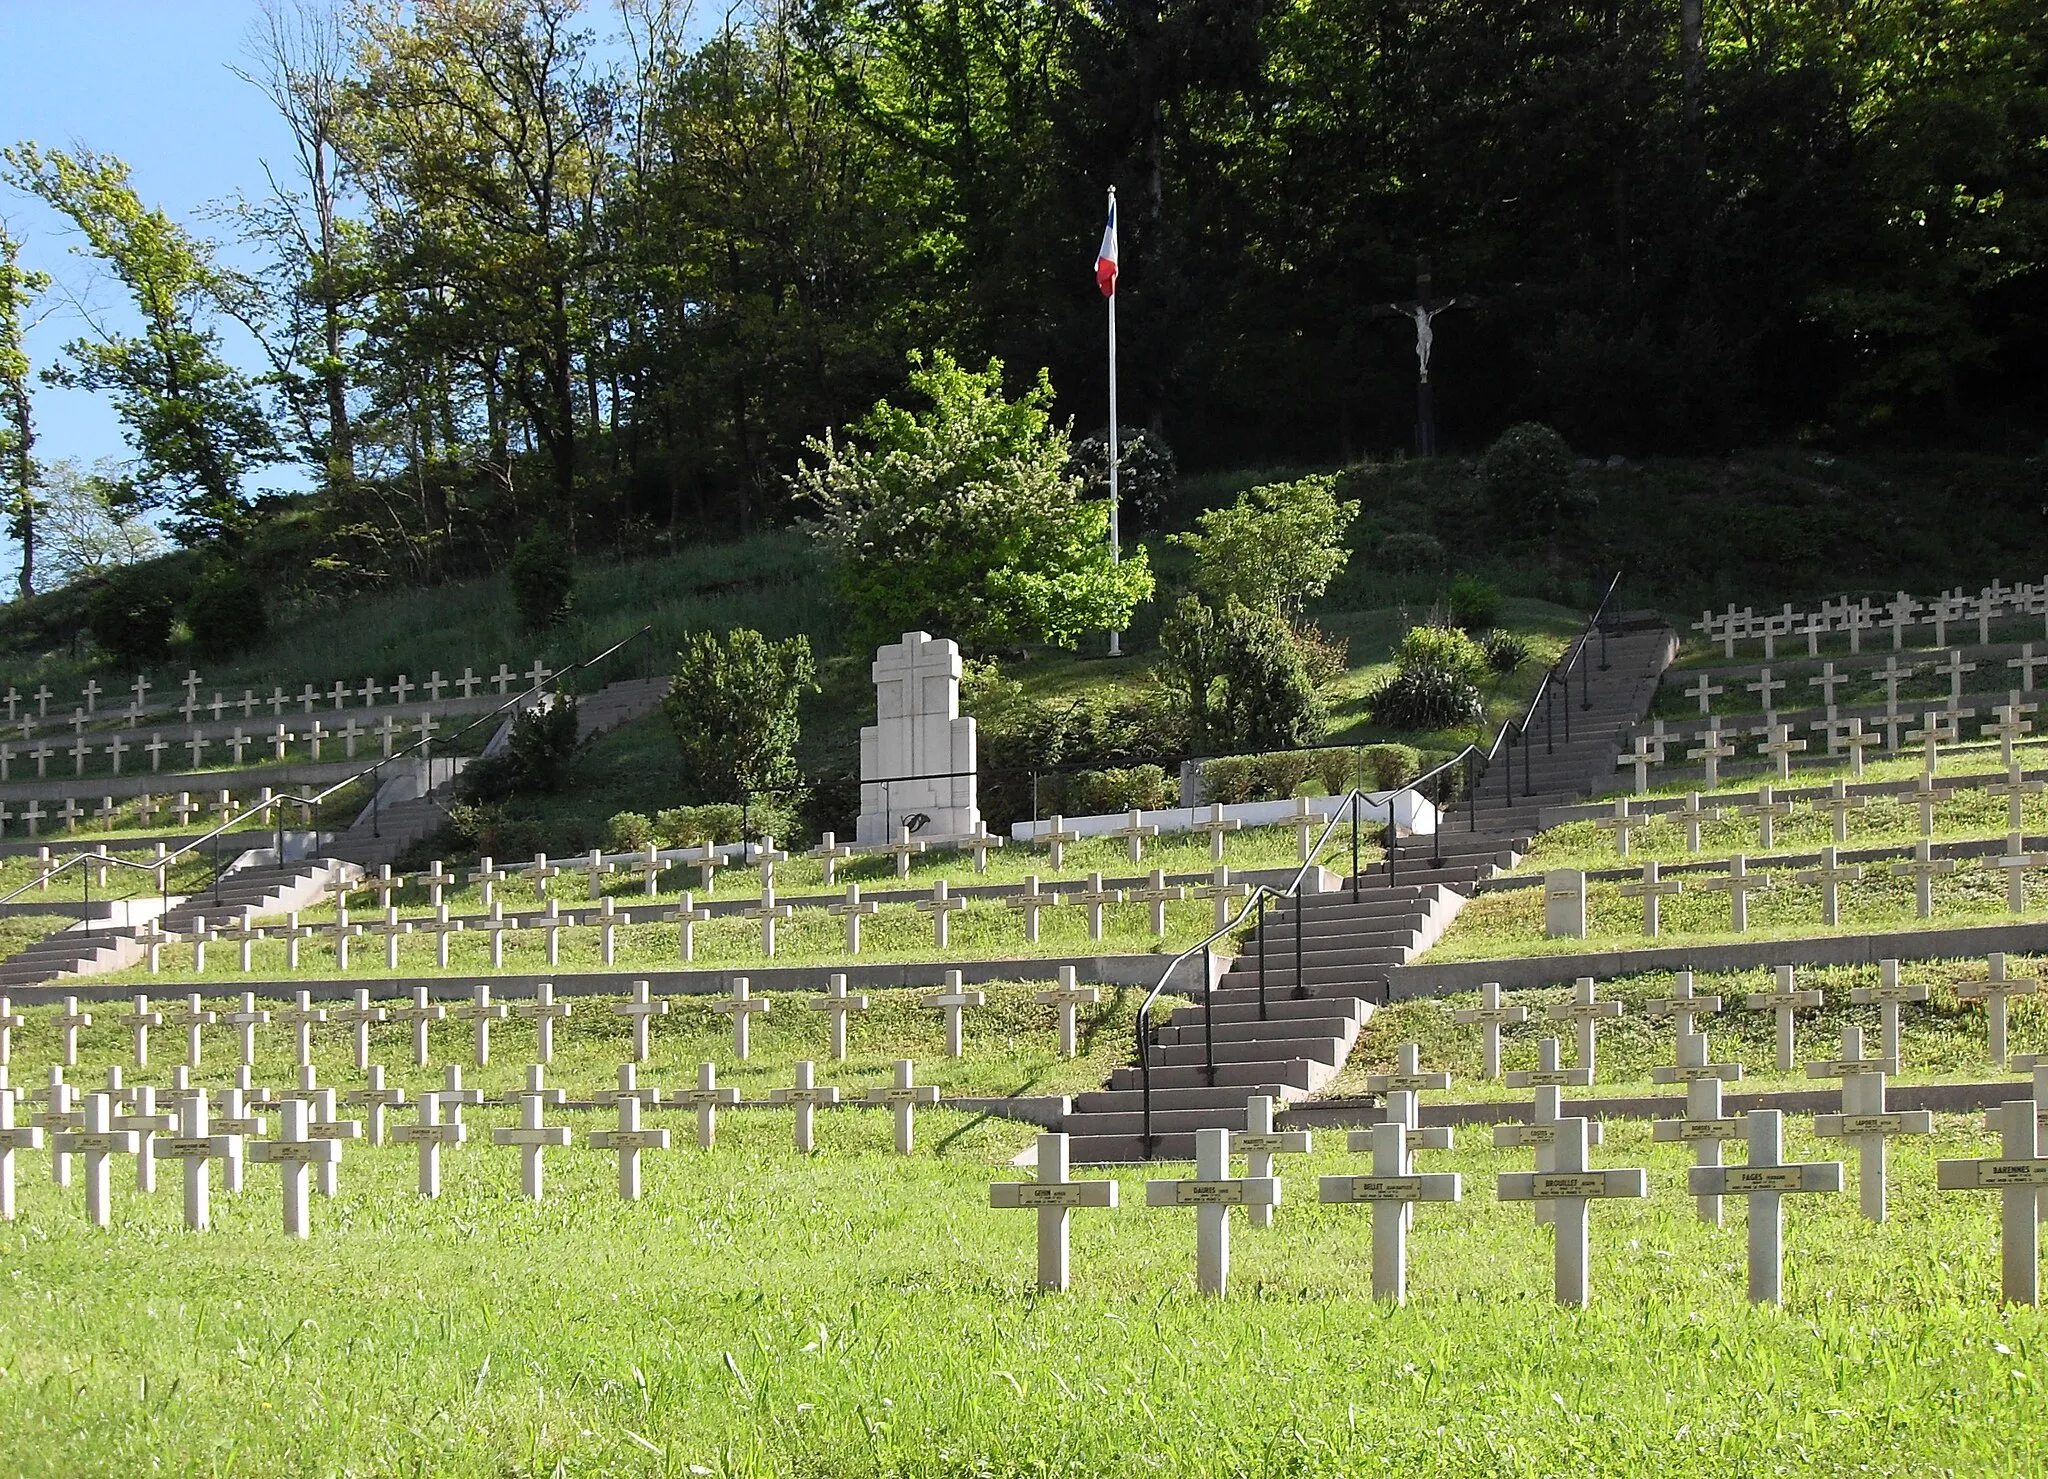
[612,979,670,1062]
[500,1062,567,1111]
[527,853,562,898]
[516,982,573,1063]
[713,977,769,1059]
[53,995,92,1067]
[1937,1100,2048,1305]
[1810,1024,1931,1222]
[248,1098,336,1238]
[1615,733,1660,794]
[327,905,363,971]
[923,970,984,1057]
[681,843,722,895]
[0,995,22,1067]
[1905,711,1953,776]
[631,842,667,897]
[1650,1030,1745,1225]
[877,824,926,880]
[770,1060,838,1154]
[153,1089,239,1231]
[1144,1126,1281,1297]
[112,1085,175,1194]
[1543,868,1587,939]
[1957,953,2039,1066]
[1890,837,1956,918]
[1800,607,1832,656]
[223,992,270,1067]
[605,1062,663,1113]
[418,859,457,906]
[1986,698,2037,767]
[1806,661,1848,709]
[280,990,329,1067]
[1076,872,1123,940]
[469,855,510,909]
[32,1080,79,1188]
[1747,964,1824,1071]
[1905,771,1950,837]
[457,984,509,1067]
[1737,782,1794,850]
[1111,809,1159,864]
[916,879,966,948]
[0,1092,38,1221]
[1034,815,1081,871]
[1591,797,1644,858]
[168,993,214,1067]
[1496,1117,1647,1306]
[119,994,162,1068]
[745,884,793,957]
[473,900,519,968]
[1034,966,1099,1059]
[55,1093,140,1228]
[1190,866,1248,931]
[1645,970,1723,1038]
[493,1092,571,1201]
[1745,666,1786,712]
[457,667,481,700]
[1811,777,1867,843]
[1937,646,1977,704]
[360,907,408,970]
[1231,1094,1312,1229]
[589,1091,670,1201]
[2010,643,2048,691]
[391,987,445,1067]
[1545,978,1623,1077]
[988,1132,1118,1292]
[1985,764,2045,833]
[344,1065,407,1146]
[1795,844,1863,926]
[583,895,623,965]
[1454,982,1527,1079]
[809,974,870,1060]
[1689,1109,1842,1305]
[828,883,878,954]
[672,891,711,963]
[1758,722,1807,780]
[1197,803,1242,860]
[1683,672,1724,715]
[681,1061,739,1149]
[1849,958,1927,1064]
[864,1058,939,1153]
[1318,1119,1460,1305]
[1617,859,1683,937]
[807,831,855,885]
[392,1093,464,1199]
[1288,794,1329,863]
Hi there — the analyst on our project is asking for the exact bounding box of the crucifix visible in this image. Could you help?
[1379,258,1471,457]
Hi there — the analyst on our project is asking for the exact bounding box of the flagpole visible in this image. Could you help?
[1106,187,1121,659]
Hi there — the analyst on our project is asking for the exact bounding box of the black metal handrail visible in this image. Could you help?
[0,626,657,916]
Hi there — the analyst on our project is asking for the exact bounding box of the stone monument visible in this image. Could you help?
[856,631,981,844]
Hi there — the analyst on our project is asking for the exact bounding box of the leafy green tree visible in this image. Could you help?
[1171,474,1358,618]
[507,535,574,630]
[1158,595,1325,753]
[33,459,165,587]
[664,628,818,805]
[3,145,276,545]
[0,221,49,596]
[794,351,1153,651]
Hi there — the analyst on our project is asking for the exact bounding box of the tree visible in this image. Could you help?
[664,628,817,804]
[1157,595,1325,753]
[0,219,48,595]
[794,351,1154,650]
[30,459,164,589]
[3,145,277,545]
[1171,474,1358,617]
[507,534,574,630]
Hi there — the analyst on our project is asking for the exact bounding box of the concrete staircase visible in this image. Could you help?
[0,858,354,989]
[1065,615,1677,1163]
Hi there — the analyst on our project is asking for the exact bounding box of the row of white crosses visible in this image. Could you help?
[1692,582,2048,661]
[10,665,556,734]
[0,714,443,790]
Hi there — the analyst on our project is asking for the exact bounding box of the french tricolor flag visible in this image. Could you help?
[1095,192,1118,297]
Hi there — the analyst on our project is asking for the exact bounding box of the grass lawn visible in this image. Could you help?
[2,1105,2043,1475]
[1428,854,2048,962]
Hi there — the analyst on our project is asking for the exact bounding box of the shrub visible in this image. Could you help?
[1255,750,1317,799]
[1359,743,1423,791]
[1293,621,1350,689]
[1447,575,1502,633]
[1171,474,1360,615]
[87,570,178,667]
[1366,666,1483,731]
[1394,625,1490,688]
[506,696,580,794]
[507,535,574,631]
[1480,628,1532,673]
[1066,764,1177,816]
[1198,754,1260,804]
[654,801,798,846]
[1314,748,1356,796]
[1158,596,1327,753]
[607,811,657,851]
[1377,531,1445,572]
[1068,425,1178,533]
[664,628,816,806]
[185,564,267,659]
[1481,422,1578,532]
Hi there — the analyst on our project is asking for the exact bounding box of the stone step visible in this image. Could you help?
[1153,1014,1359,1048]
[1144,1034,1346,1069]
[1072,1083,1304,1114]
[1166,995,1372,1028]
[1061,1105,1267,1136]
[1107,1058,1327,1093]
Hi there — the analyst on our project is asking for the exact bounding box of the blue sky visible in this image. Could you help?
[1,1,302,487]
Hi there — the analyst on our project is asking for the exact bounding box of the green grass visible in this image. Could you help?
[1326,958,2048,1099]
[0,978,1154,1104]
[3,1107,2045,1475]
